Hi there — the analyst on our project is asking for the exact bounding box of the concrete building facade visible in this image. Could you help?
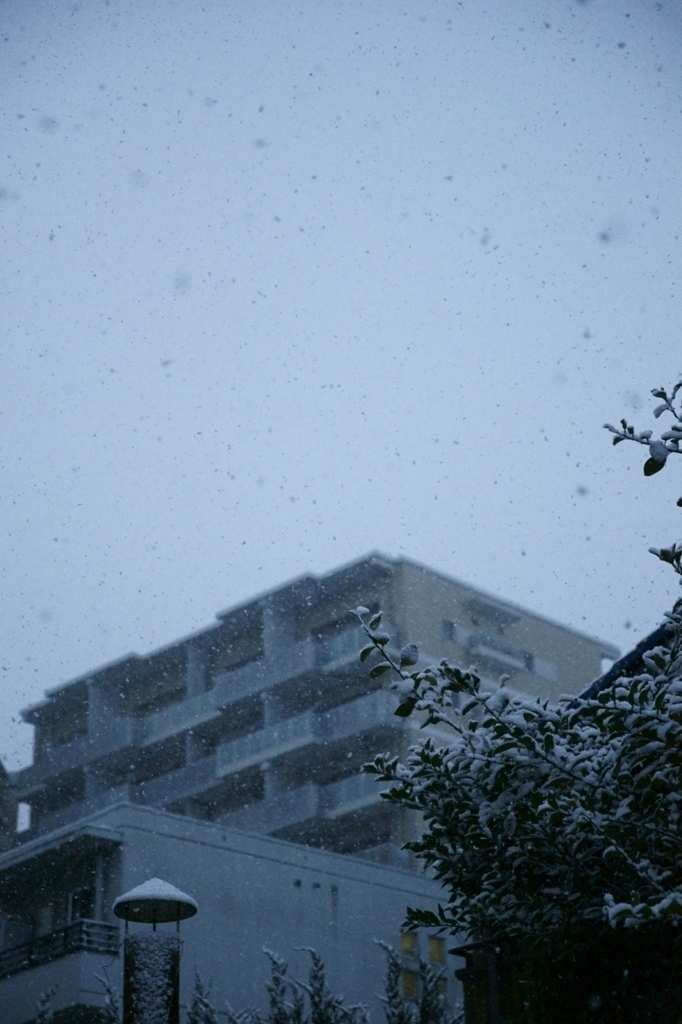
[0,555,618,1022]
[0,803,450,1024]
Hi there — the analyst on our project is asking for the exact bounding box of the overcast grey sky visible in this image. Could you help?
[1,0,681,768]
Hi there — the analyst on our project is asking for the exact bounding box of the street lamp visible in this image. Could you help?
[114,878,198,1024]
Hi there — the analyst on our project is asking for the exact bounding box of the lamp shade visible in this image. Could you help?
[113,877,198,923]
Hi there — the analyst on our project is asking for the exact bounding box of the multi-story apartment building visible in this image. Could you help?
[11,555,617,856]
[0,555,618,1022]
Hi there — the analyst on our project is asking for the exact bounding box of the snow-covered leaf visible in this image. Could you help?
[400,643,419,667]
[644,457,666,476]
[369,662,391,679]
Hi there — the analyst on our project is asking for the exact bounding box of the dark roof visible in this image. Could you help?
[579,623,668,700]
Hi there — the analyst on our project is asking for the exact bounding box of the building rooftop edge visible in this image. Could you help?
[392,555,620,658]
[579,623,668,700]
[0,819,123,872]
[2,801,438,893]
[21,551,619,722]
[20,552,396,720]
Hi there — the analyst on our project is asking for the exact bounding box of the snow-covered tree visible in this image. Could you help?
[225,948,366,1024]
[95,969,121,1024]
[35,985,58,1024]
[356,380,682,1020]
[377,942,462,1024]
[187,967,218,1024]
[604,378,682,483]
[296,948,366,1024]
[225,945,460,1024]
[378,941,415,1024]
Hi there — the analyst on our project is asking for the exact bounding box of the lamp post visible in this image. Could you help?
[113,878,198,1024]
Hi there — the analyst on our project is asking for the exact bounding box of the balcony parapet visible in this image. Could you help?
[222,781,321,834]
[0,918,119,979]
[212,637,319,702]
[134,754,217,807]
[16,631,386,785]
[137,638,319,749]
[217,711,317,777]
[135,690,221,749]
[216,689,399,779]
[220,770,385,835]
[322,771,385,818]
[15,717,133,795]
[20,784,133,841]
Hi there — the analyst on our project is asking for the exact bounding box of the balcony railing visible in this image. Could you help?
[0,918,119,979]
[216,689,399,779]
[316,626,366,667]
[315,623,396,669]
[16,716,133,794]
[220,771,385,834]
[135,753,217,807]
[322,770,384,818]
[20,783,133,841]
[15,630,392,793]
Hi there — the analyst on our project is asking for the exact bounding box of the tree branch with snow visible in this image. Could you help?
[356,377,682,960]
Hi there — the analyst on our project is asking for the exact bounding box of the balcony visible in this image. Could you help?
[138,639,319,749]
[212,639,316,700]
[220,771,385,835]
[223,781,321,834]
[138,630,384,750]
[23,784,133,841]
[135,754,217,807]
[315,623,397,670]
[135,689,221,748]
[322,771,384,818]
[322,688,397,738]
[316,626,366,668]
[217,711,318,777]
[16,716,134,795]
[0,919,119,979]
[216,689,398,779]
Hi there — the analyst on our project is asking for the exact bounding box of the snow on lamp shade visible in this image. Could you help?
[113,877,198,923]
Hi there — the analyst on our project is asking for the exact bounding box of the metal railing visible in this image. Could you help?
[0,918,119,979]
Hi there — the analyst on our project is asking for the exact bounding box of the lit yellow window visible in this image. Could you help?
[437,978,447,998]
[401,970,418,999]
[428,936,445,964]
[400,932,418,958]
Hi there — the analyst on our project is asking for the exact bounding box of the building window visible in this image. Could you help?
[400,931,418,958]
[428,936,445,964]
[401,970,418,999]
[16,802,31,833]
